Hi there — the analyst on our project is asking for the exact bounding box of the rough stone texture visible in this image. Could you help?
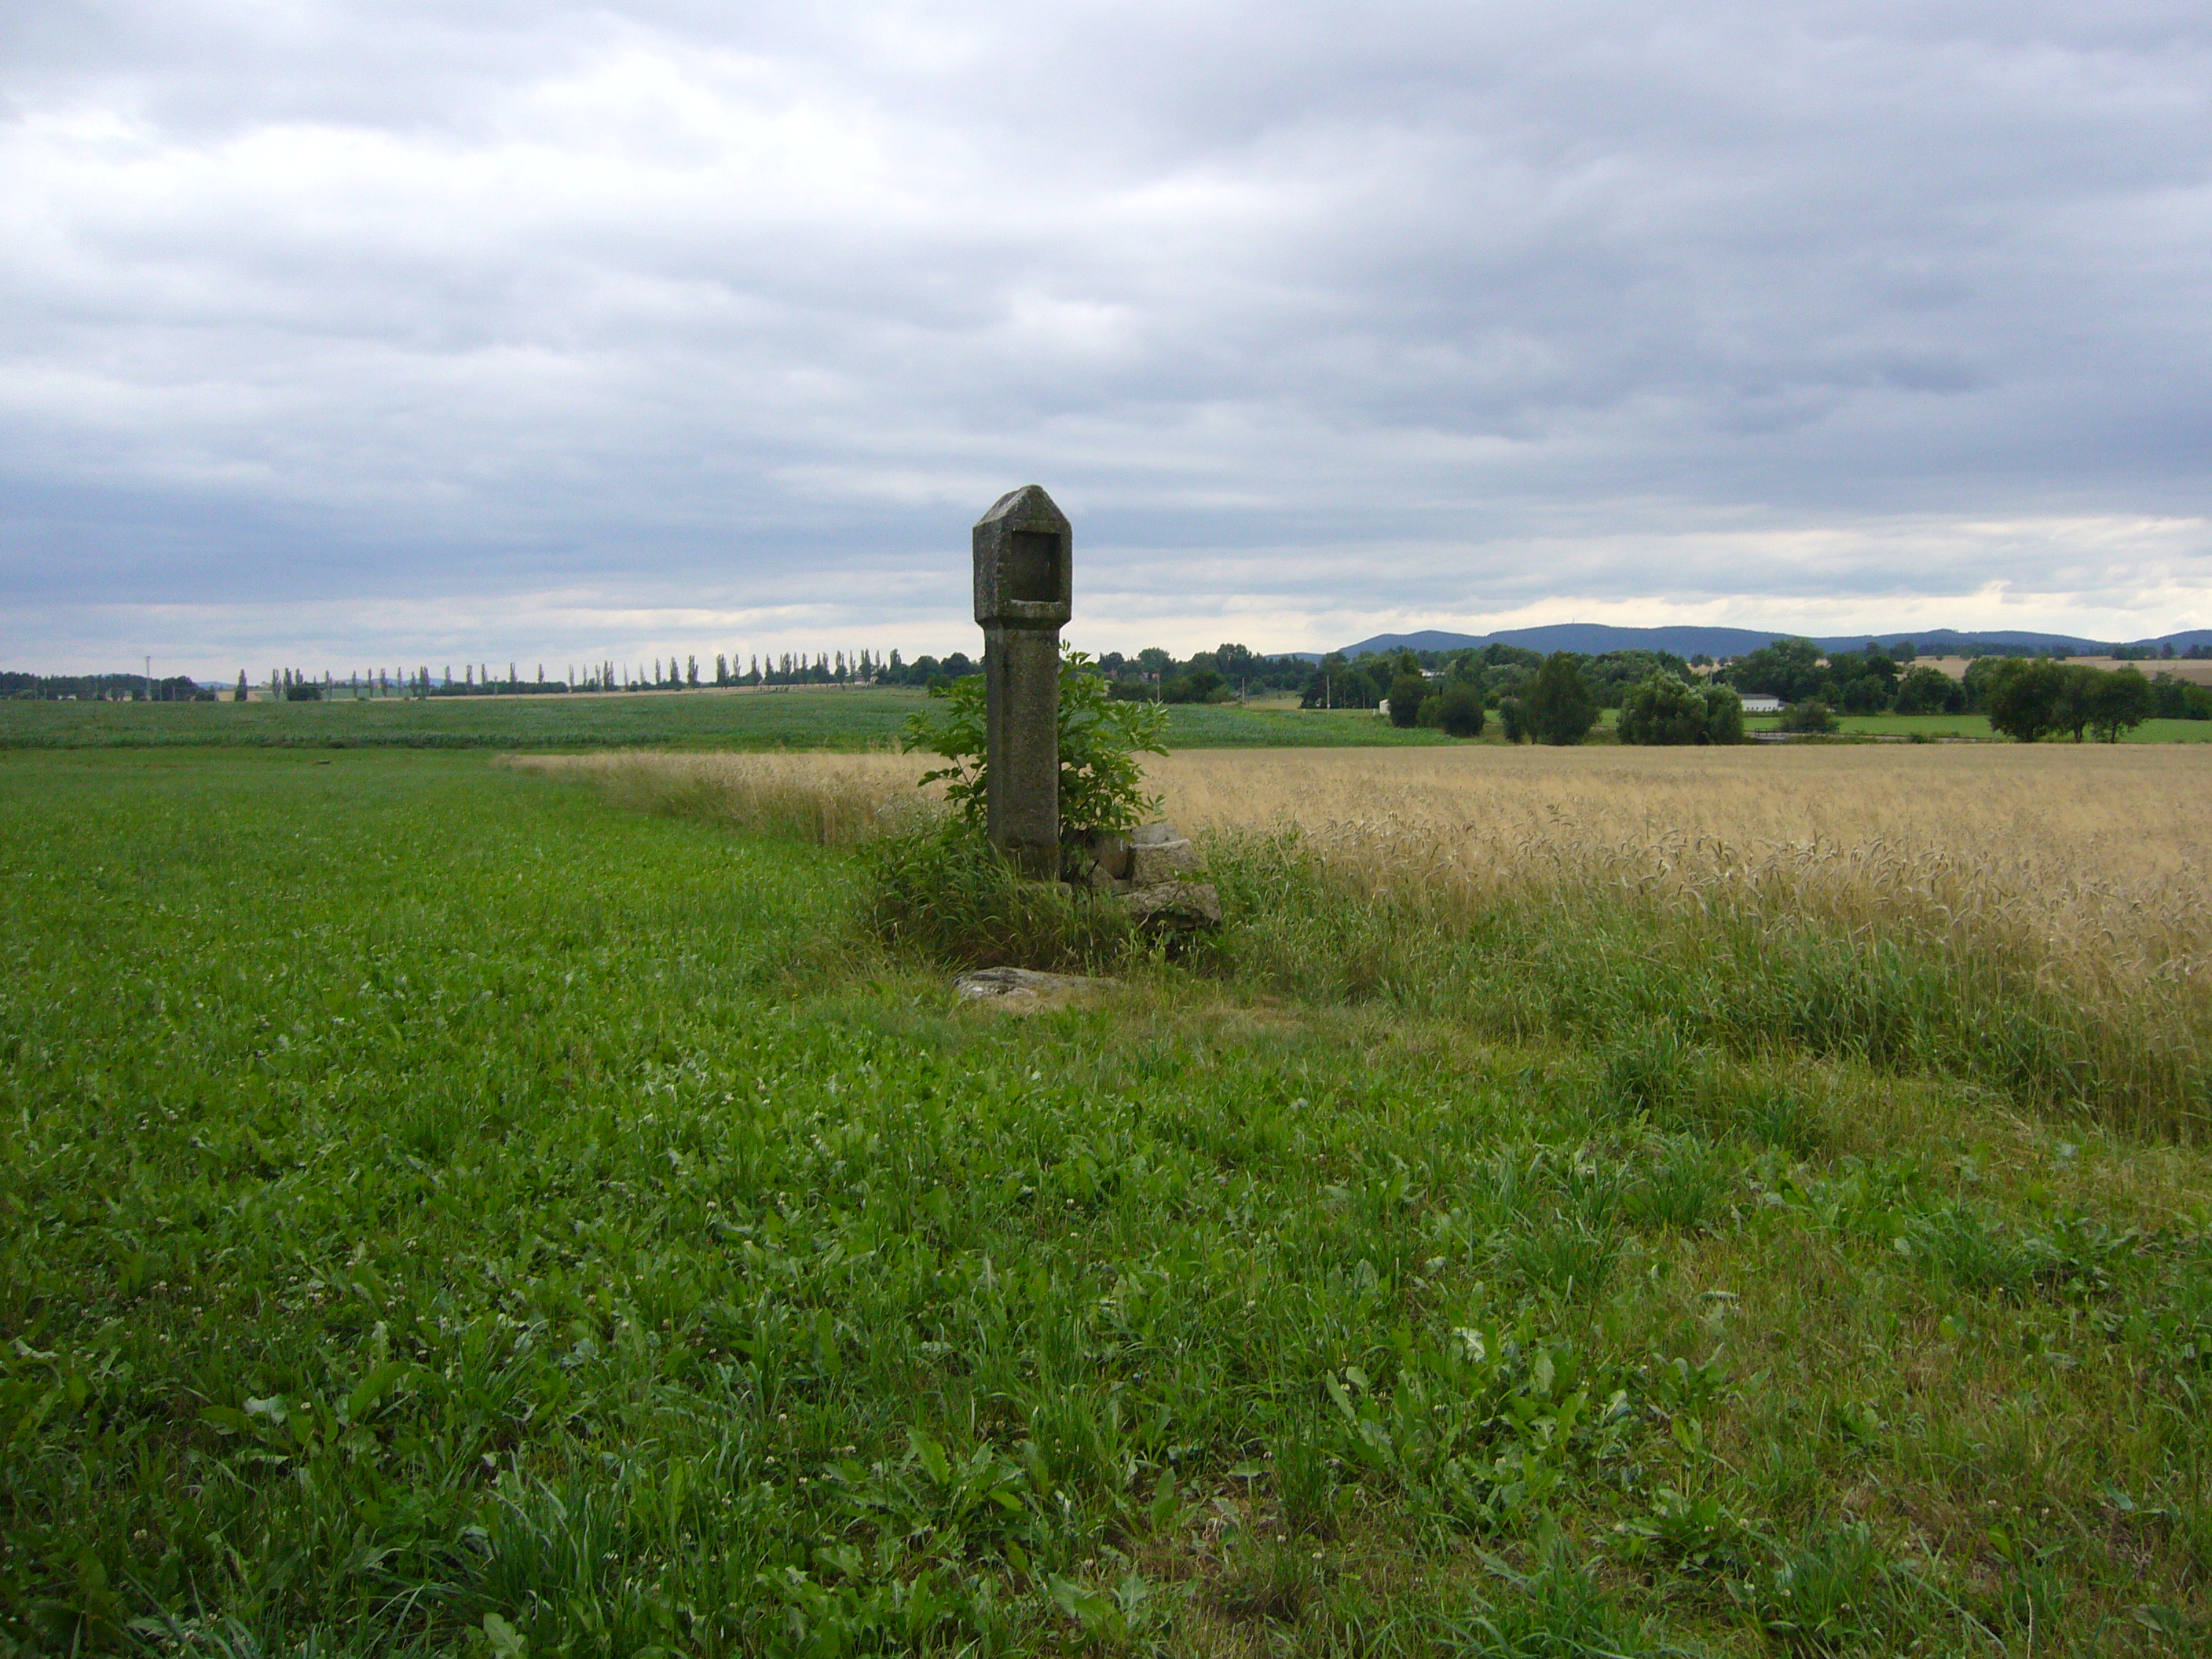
[953,965,1119,1014]
[975,486,1073,882]
[1105,822,1221,932]
[1127,837,1201,886]
[1126,881,1223,929]
[982,625,1062,878]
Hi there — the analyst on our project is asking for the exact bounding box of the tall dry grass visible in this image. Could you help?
[505,751,931,846]
[517,743,2212,1133]
[525,745,2212,982]
[1144,745,2212,1135]
[1141,745,2212,995]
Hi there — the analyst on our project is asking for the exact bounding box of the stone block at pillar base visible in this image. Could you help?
[1126,881,1223,930]
[1127,837,1201,885]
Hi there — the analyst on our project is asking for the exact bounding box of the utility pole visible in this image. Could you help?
[145,654,152,701]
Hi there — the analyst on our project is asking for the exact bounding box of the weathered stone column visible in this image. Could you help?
[972,485,1071,879]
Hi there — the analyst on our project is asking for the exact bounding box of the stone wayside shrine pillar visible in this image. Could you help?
[973,485,1072,879]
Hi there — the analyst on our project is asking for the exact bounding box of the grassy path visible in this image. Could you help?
[4,751,2209,1654]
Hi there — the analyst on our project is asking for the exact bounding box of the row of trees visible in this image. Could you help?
[241,653,906,697]
[1353,648,1746,745]
[1299,643,1722,715]
[1719,636,2212,725]
[1977,658,2164,743]
[2,672,209,701]
[22,634,2206,738]
[1356,646,2189,746]
[877,644,1318,701]
[1494,659,1745,746]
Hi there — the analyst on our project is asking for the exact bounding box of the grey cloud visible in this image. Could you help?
[3,2,2210,669]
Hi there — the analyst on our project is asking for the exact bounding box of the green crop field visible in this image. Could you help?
[1155,705,1453,747]
[5,748,2212,1655]
[0,691,1455,753]
[0,688,932,753]
[1743,712,1999,740]
[1745,712,2212,743]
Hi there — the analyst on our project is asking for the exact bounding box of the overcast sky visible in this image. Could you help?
[4,2,2210,673]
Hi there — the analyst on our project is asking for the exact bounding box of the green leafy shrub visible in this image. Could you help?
[2089,666,2155,742]
[1980,657,2066,742]
[1588,674,1748,742]
[881,650,1174,965]
[1522,654,1599,745]
[1436,684,1487,738]
[1162,668,1228,704]
[1893,664,1965,715]
[1617,672,1708,745]
[901,650,1168,852]
[1387,672,1430,728]
[1778,699,1836,734]
[1701,683,1745,743]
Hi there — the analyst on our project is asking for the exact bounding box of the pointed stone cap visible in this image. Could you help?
[973,485,1072,627]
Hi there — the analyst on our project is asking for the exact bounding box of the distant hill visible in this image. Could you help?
[1335,624,2209,660]
[1840,628,2115,654]
[1342,625,1791,659]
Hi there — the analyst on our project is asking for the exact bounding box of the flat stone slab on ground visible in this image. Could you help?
[953,965,1121,1013]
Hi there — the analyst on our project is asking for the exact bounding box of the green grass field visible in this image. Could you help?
[1745,712,2212,743]
[1155,705,1452,747]
[5,747,2210,1655]
[0,691,1453,753]
[0,688,932,752]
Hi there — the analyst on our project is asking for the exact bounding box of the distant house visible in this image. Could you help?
[1738,694,1784,715]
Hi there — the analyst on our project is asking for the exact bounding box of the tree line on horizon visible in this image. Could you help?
[1,672,211,702]
[9,635,2209,741]
[1272,636,2211,744]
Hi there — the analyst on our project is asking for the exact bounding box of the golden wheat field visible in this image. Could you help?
[513,742,2212,987]
[1917,653,2212,685]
